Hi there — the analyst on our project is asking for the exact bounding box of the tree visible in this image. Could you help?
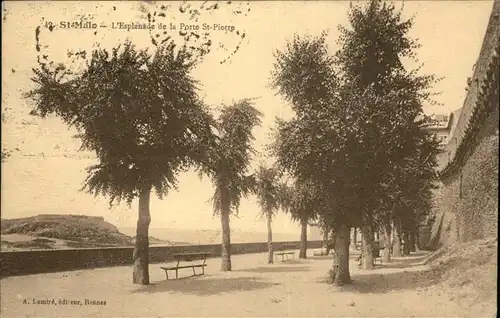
[254,165,286,263]
[270,0,440,282]
[201,99,262,271]
[334,0,441,268]
[389,130,440,256]
[270,32,355,283]
[314,217,334,255]
[279,179,319,259]
[25,41,215,285]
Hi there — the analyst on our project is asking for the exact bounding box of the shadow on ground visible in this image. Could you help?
[374,252,430,270]
[239,265,311,273]
[308,251,369,261]
[131,276,279,296]
[337,267,446,294]
[309,255,333,260]
[335,251,444,293]
[274,259,307,265]
[314,251,450,293]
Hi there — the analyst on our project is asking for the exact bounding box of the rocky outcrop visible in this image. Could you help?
[1,214,133,246]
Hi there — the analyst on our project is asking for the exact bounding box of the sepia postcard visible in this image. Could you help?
[1,1,498,317]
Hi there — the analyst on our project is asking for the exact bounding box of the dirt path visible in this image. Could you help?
[0,248,495,317]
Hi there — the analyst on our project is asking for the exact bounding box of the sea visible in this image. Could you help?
[118,227,320,245]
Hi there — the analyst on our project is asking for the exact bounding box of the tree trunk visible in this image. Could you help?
[409,230,416,252]
[403,231,411,256]
[220,197,232,271]
[133,186,152,285]
[353,227,357,249]
[361,225,374,270]
[323,227,330,255]
[382,221,391,263]
[333,224,351,286]
[330,230,337,251]
[415,228,421,250]
[392,219,402,257]
[299,219,307,258]
[350,227,354,247]
[267,210,273,264]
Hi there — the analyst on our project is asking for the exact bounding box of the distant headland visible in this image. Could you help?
[0,214,186,251]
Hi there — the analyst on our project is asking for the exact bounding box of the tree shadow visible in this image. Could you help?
[336,266,447,294]
[408,251,430,257]
[391,251,429,260]
[309,253,334,260]
[309,252,363,261]
[374,251,431,269]
[314,250,444,291]
[373,262,425,270]
[131,276,279,296]
[274,259,307,265]
[240,266,311,273]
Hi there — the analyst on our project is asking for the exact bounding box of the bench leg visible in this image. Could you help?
[165,270,169,280]
[176,269,178,279]
[202,266,205,275]
[192,267,196,276]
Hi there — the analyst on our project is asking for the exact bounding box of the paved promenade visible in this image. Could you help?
[0,250,471,317]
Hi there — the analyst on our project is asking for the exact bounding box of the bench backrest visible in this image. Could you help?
[173,253,210,262]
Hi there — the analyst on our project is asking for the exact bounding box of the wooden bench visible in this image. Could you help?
[160,252,210,280]
[274,244,297,262]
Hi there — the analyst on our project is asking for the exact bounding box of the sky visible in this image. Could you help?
[1,1,494,234]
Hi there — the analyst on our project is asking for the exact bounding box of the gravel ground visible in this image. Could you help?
[1,247,495,317]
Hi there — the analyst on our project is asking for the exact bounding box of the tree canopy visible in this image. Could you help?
[254,165,284,218]
[201,99,263,216]
[199,98,262,271]
[270,0,440,230]
[279,178,320,225]
[25,41,215,206]
[269,0,441,279]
